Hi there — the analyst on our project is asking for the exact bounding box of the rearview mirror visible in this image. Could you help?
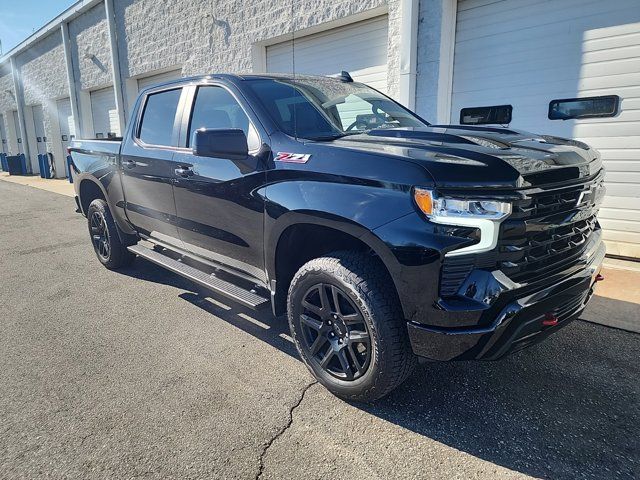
[192,128,248,161]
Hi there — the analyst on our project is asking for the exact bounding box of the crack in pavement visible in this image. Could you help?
[256,381,317,480]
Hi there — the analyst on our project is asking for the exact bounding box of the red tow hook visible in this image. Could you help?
[595,273,605,282]
[542,312,559,327]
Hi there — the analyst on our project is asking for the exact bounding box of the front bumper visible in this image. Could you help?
[408,240,605,361]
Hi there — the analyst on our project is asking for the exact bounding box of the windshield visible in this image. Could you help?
[245,77,429,140]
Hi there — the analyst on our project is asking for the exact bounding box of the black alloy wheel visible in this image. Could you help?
[299,283,372,381]
[90,210,111,261]
[86,198,135,269]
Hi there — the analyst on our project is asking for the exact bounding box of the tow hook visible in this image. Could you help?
[541,312,559,327]
[595,273,605,282]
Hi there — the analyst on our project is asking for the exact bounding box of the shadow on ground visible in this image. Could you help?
[119,258,639,479]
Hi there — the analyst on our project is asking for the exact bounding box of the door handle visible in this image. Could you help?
[121,159,136,169]
[175,166,194,177]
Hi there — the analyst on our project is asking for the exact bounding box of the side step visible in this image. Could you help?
[127,244,270,310]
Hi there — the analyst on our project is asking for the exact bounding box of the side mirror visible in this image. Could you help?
[192,128,248,161]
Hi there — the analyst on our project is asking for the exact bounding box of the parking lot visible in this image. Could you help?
[0,181,638,479]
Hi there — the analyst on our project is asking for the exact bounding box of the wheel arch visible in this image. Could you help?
[268,212,403,317]
[78,175,137,246]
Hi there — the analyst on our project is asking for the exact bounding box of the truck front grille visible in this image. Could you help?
[440,172,604,297]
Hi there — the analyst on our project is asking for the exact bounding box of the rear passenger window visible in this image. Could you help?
[187,86,259,150]
[138,88,182,146]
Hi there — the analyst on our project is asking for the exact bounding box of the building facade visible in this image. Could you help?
[0,0,638,258]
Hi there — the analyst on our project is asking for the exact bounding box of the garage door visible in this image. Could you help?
[90,87,120,139]
[57,98,75,155]
[12,110,23,154]
[137,70,181,92]
[32,105,47,156]
[266,16,389,93]
[0,115,7,155]
[451,0,640,258]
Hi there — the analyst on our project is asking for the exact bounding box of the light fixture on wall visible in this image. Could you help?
[83,48,96,61]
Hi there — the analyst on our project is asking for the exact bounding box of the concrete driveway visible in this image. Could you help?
[0,181,638,479]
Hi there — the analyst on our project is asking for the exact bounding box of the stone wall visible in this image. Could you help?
[113,0,400,97]
[16,32,68,155]
[69,3,112,91]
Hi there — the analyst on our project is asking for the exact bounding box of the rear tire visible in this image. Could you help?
[87,199,135,270]
[287,251,416,402]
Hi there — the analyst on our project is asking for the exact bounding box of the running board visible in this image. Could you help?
[127,244,270,310]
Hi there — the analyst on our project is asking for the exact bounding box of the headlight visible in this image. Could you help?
[413,188,511,220]
[413,188,511,256]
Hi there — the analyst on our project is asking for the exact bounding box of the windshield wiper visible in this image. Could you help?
[306,132,362,141]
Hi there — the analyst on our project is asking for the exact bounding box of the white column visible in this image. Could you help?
[10,56,32,173]
[61,22,82,139]
[104,0,126,134]
[436,0,457,124]
[398,0,419,111]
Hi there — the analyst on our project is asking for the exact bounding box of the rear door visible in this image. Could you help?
[171,83,268,282]
[120,86,186,248]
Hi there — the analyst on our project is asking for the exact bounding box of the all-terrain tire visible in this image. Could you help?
[87,198,135,270]
[287,251,416,402]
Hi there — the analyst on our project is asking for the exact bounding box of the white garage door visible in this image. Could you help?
[266,16,389,93]
[57,98,75,152]
[32,105,47,156]
[12,110,23,154]
[90,87,120,138]
[452,0,640,258]
[0,115,8,154]
[137,69,181,92]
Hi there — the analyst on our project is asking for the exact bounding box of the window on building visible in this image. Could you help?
[137,88,182,146]
[460,105,512,125]
[548,96,619,120]
[187,86,259,150]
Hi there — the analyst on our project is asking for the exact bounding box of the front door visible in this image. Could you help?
[120,86,185,248]
[172,84,267,282]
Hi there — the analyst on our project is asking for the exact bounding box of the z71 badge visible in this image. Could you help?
[275,152,311,164]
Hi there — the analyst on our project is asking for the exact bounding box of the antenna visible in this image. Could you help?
[338,71,353,82]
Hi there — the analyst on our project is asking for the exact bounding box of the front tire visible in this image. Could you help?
[87,199,135,270]
[287,252,416,402]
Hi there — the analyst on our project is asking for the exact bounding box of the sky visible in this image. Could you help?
[0,0,75,55]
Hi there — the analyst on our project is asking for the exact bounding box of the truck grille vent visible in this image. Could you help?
[440,172,604,297]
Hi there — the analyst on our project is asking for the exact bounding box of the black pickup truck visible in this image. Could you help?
[69,73,606,401]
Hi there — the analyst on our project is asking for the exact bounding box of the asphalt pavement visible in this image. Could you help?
[0,181,638,479]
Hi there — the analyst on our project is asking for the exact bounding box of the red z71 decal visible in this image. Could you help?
[275,152,311,163]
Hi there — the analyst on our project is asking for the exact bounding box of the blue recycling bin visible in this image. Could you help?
[37,154,52,179]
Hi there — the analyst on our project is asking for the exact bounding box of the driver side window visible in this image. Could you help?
[188,86,260,151]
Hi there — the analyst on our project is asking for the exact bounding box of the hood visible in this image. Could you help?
[320,125,603,190]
